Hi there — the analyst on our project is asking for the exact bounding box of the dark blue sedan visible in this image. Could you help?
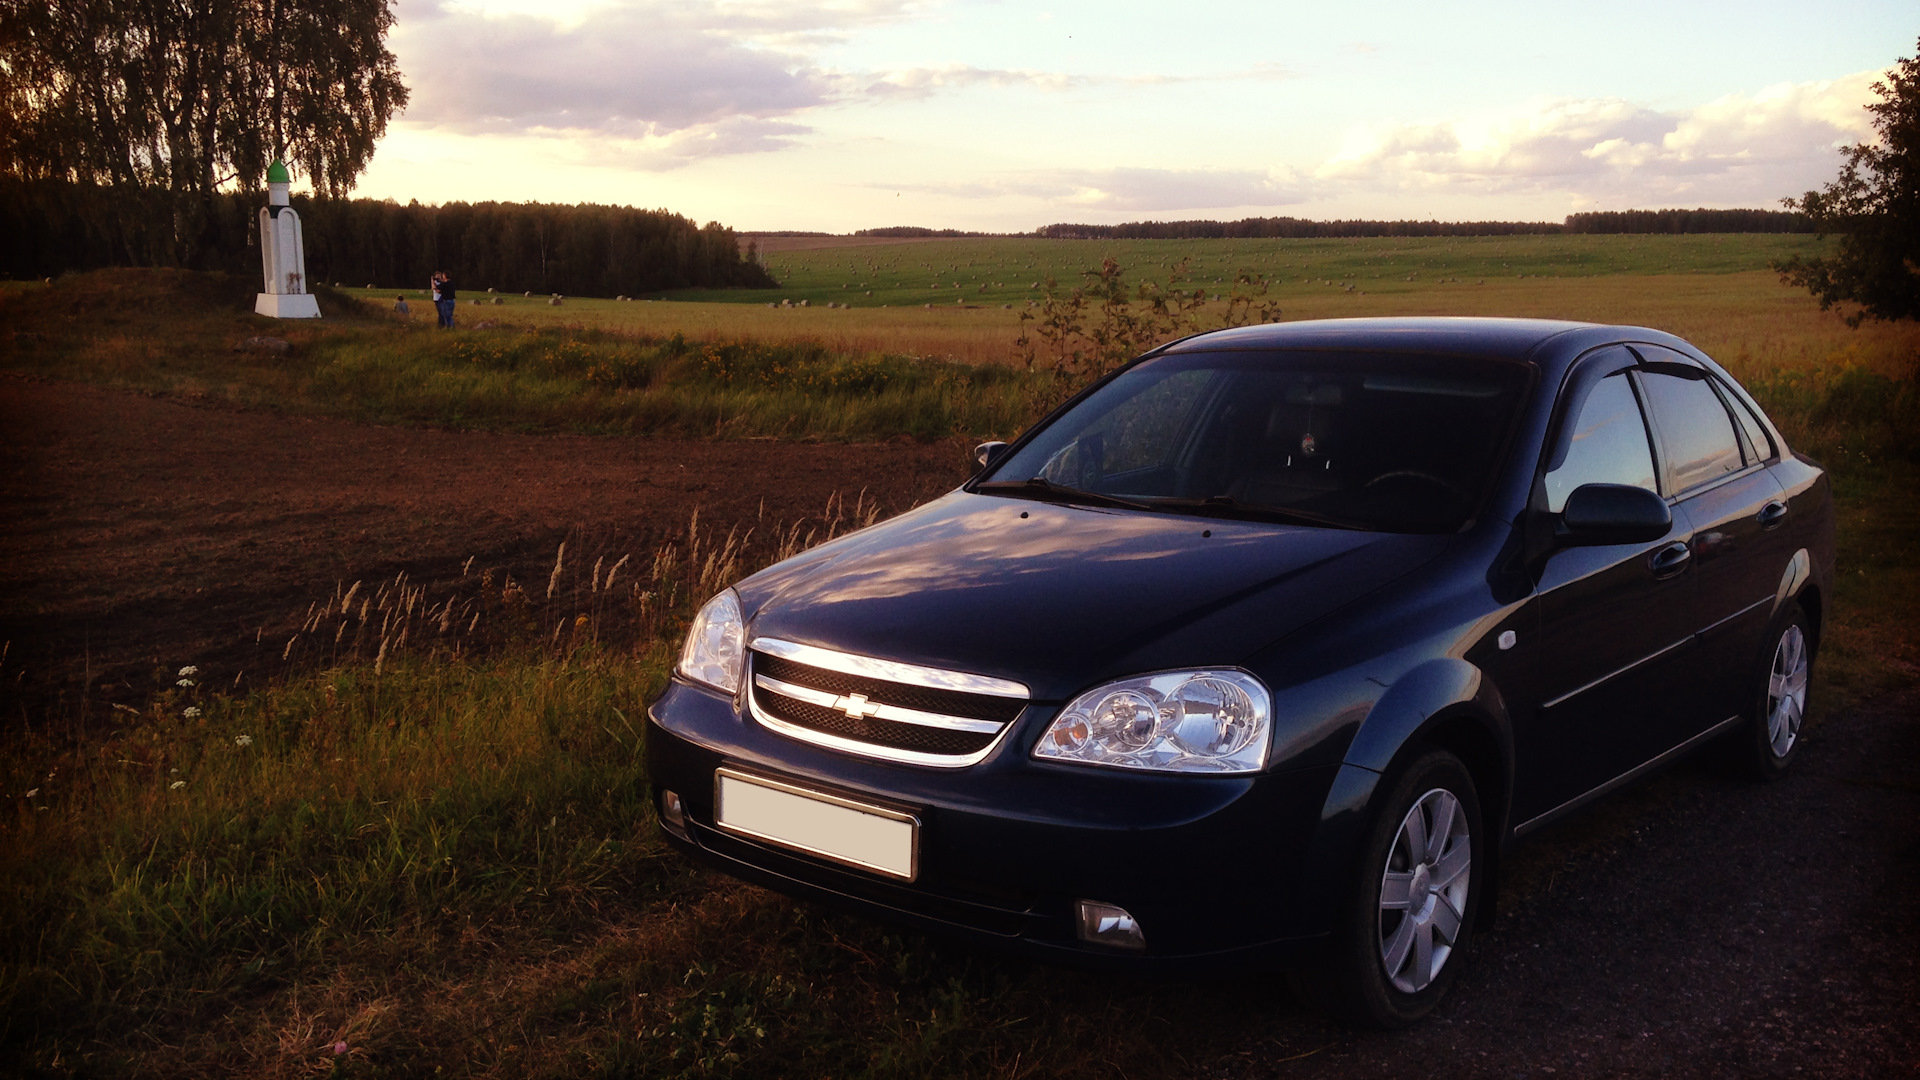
[647,317,1834,1027]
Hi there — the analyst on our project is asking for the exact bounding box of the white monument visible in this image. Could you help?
[255,159,320,318]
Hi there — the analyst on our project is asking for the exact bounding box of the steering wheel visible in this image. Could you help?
[1364,470,1467,499]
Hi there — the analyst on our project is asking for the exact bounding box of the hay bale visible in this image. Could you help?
[548,296,564,306]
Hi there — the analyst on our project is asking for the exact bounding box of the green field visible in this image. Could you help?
[644,234,1832,309]
[345,234,1830,313]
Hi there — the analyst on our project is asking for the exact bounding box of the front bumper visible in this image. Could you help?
[646,676,1342,972]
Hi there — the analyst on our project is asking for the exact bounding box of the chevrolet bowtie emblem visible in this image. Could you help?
[836,693,881,720]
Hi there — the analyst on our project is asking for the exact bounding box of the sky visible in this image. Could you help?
[348,0,1913,232]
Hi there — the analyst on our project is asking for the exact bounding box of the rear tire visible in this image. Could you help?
[1733,601,1812,781]
[1317,747,1483,1028]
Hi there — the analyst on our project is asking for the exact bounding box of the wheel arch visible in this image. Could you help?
[1796,582,1823,656]
[1329,657,1514,931]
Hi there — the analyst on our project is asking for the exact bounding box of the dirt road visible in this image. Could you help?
[0,375,972,718]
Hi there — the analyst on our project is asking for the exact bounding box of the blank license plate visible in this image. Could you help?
[714,769,919,880]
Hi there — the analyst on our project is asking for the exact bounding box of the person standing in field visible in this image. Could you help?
[394,294,411,316]
[429,272,443,326]
[436,271,458,329]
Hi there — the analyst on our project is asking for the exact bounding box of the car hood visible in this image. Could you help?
[736,491,1449,701]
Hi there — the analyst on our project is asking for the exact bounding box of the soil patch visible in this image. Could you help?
[0,375,973,721]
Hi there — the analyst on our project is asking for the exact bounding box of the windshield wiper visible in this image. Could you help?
[973,477,1158,512]
[1140,494,1374,531]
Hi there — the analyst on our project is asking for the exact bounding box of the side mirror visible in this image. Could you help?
[1557,483,1672,546]
[974,441,1010,471]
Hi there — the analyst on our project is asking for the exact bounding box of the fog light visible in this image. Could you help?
[1075,899,1145,951]
[660,790,686,829]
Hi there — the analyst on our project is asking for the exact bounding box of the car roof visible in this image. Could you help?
[1161,316,1616,363]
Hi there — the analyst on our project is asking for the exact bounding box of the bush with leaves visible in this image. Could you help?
[1773,39,1920,325]
[1012,256,1281,408]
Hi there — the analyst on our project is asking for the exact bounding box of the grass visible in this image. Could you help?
[1,244,1916,1076]
[314,234,1839,367]
[0,269,1037,441]
[682,233,1835,308]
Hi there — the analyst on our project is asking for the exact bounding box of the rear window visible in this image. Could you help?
[983,350,1531,532]
[1638,371,1745,494]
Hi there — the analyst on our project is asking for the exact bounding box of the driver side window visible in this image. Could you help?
[1544,372,1657,513]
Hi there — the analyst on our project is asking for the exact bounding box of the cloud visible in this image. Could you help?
[880,167,1313,212]
[393,0,1294,167]
[845,61,1293,101]
[1316,69,1880,204]
[847,65,1088,100]
[394,1,853,139]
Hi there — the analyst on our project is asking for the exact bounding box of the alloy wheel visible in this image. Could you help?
[1767,624,1809,759]
[1378,787,1472,994]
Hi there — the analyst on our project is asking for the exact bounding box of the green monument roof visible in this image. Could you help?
[266,160,291,184]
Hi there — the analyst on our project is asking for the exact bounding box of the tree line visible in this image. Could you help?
[0,179,777,294]
[1036,209,1812,240]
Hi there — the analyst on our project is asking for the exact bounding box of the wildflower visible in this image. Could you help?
[184,706,202,719]
[170,780,186,790]
[179,665,198,676]
[23,789,37,798]
[333,1041,349,1055]
[177,678,196,688]
[234,734,254,747]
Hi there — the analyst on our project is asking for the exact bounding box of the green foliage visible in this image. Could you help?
[0,0,407,262]
[1013,255,1280,406]
[0,179,777,293]
[1774,39,1920,325]
[1035,207,1813,239]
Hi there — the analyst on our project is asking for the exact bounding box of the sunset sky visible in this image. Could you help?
[350,0,1910,232]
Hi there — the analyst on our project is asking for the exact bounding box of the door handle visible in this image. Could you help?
[1758,501,1788,530]
[1648,541,1692,579]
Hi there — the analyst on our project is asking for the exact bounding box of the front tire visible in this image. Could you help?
[1319,747,1483,1028]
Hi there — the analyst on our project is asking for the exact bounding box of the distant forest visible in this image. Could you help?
[853,226,998,238]
[0,180,776,294]
[1037,208,1814,240]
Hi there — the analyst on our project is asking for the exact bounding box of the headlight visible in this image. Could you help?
[1032,670,1271,774]
[678,589,745,694]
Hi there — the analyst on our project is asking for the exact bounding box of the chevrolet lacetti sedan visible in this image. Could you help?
[646,317,1834,1027]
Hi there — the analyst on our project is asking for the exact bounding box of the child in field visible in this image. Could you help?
[394,295,410,316]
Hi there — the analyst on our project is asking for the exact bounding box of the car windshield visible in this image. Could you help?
[977,349,1531,532]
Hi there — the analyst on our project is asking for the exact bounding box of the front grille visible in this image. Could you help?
[753,688,995,755]
[755,653,1026,724]
[747,643,1027,766]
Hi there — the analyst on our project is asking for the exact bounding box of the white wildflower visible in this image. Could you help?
[178,665,198,676]
[169,780,186,790]
[234,734,253,747]
[177,678,196,688]
[23,789,37,799]
[183,706,202,719]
